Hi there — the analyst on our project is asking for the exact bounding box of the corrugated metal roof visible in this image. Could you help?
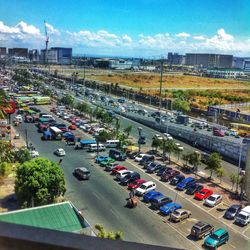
[0,201,86,233]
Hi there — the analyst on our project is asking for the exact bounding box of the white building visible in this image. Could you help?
[243,59,250,74]
[205,68,245,78]
[109,59,133,70]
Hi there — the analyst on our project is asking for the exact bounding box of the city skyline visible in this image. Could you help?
[0,0,249,57]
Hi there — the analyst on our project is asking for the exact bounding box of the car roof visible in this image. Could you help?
[78,167,89,172]
[213,228,227,236]
[210,194,221,198]
[174,209,189,214]
[230,204,241,209]
[144,181,155,185]
[193,221,209,228]
[201,188,211,192]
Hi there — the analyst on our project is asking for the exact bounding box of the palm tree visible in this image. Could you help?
[123,125,132,139]
[205,152,222,179]
[0,89,9,119]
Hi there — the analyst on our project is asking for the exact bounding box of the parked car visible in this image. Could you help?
[100,158,115,167]
[170,209,191,222]
[139,155,155,165]
[224,204,242,220]
[111,166,127,175]
[54,148,66,156]
[30,107,41,112]
[128,179,147,190]
[176,177,196,191]
[30,150,39,158]
[128,151,139,159]
[194,188,213,200]
[170,174,185,186]
[156,165,169,176]
[134,153,147,162]
[73,167,90,180]
[95,155,109,163]
[120,172,140,186]
[143,191,163,203]
[204,228,229,249]
[204,194,222,207]
[191,221,214,239]
[146,162,162,173]
[159,203,182,216]
[161,169,180,182]
[186,183,204,195]
[104,162,119,172]
[135,181,156,196]
[116,170,133,181]
[150,195,172,210]
[109,149,127,161]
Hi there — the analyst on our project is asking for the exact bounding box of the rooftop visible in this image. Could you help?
[0,201,88,233]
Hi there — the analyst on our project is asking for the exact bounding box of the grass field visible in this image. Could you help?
[47,66,250,90]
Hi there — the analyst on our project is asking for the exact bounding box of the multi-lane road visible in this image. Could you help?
[14,106,250,250]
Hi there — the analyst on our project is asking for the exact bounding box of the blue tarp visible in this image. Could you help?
[80,140,96,145]
[43,130,52,139]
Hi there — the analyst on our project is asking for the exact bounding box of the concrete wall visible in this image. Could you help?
[121,112,247,165]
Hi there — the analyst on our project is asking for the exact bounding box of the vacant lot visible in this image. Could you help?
[47,66,250,90]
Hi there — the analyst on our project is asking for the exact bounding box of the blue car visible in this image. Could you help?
[159,202,182,215]
[95,155,109,163]
[143,191,163,203]
[176,177,196,191]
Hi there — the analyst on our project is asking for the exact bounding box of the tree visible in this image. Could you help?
[95,130,114,143]
[0,89,9,119]
[0,141,14,163]
[15,157,66,207]
[205,152,222,179]
[123,125,133,139]
[59,94,74,108]
[188,151,201,177]
[230,172,238,191]
[151,138,162,152]
[163,139,177,163]
[216,167,226,183]
[172,99,191,114]
[238,175,246,200]
[14,147,32,164]
[95,224,123,240]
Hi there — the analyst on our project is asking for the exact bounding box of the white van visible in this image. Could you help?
[41,114,54,120]
[87,144,105,152]
[135,181,156,196]
[105,140,120,148]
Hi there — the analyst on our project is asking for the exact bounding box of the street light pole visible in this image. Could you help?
[236,143,243,194]
[159,58,163,111]
[138,127,142,153]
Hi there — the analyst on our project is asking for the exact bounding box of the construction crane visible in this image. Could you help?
[44,20,49,65]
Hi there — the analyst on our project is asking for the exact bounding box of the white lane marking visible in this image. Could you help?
[126,159,250,241]
[92,191,102,201]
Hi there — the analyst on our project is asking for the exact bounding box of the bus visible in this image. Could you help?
[230,123,250,138]
[33,96,51,105]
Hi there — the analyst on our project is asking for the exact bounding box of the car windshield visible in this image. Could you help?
[208,196,216,201]
[227,207,236,213]
[172,211,180,216]
[210,234,219,241]
[237,214,247,220]
[140,184,147,189]
[200,190,206,194]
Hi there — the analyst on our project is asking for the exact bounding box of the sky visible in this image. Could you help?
[0,0,249,57]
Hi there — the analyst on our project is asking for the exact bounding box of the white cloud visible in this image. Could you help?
[45,22,60,35]
[193,35,205,40]
[175,32,190,38]
[217,28,234,41]
[122,34,132,43]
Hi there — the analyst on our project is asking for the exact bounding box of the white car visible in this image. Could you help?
[204,194,222,207]
[116,170,133,181]
[54,148,66,156]
[135,181,156,196]
[134,153,146,162]
[152,134,163,140]
[15,115,23,122]
[30,150,39,158]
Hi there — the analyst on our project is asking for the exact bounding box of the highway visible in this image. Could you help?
[14,107,250,250]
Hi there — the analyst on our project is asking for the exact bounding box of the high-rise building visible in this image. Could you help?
[185,53,233,68]
[29,49,39,62]
[0,47,7,56]
[167,52,183,65]
[40,49,58,64]
[51,47,72,64]
[232,57,245,69]
[8,48,28,58]
[243,59,250,74]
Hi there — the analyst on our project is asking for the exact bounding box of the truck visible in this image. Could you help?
[235,205,250,226]
[75,140,96,150]
[176,115,189,124]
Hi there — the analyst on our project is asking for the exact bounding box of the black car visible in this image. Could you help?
[146,163,162,174]
[30,107,41,113]
[150,195,172,210]
[224,204,242,220]
[143,161,154,169]
[186,183,204,195]
[170,174,185,186]
[156,166,171,176]
[120,172,140,186]
[139,155,155,165]
[128,151,139,159]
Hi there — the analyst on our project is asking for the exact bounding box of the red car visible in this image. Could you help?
[50,107,56,113]
[128,179,147,190]
[68,124,77,130]
[111,166,127,175]
[194,188,213,200]
[161,169,180,182]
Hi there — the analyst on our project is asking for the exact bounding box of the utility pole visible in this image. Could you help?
[159,58,163,111]
[25,128,28,148]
